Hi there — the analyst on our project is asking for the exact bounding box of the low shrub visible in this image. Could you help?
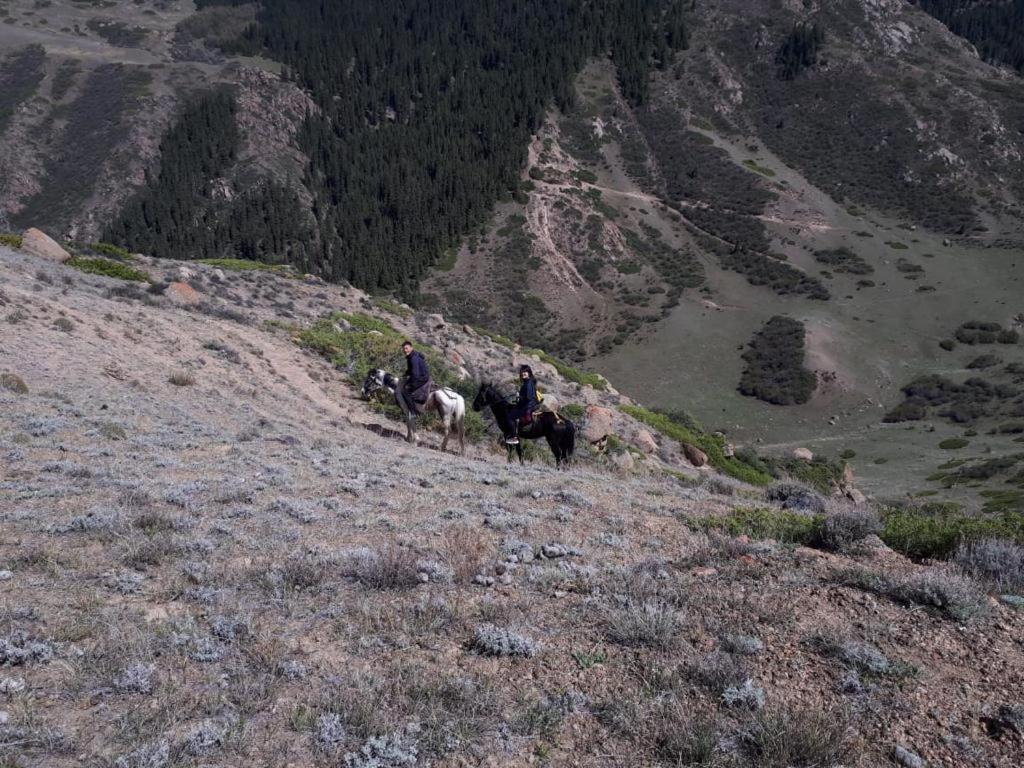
[344,546,422,590]
[690,506,822,544]
[740,705,853,768]
[168,371,195,387]
[891,569,988,621]
[84,242,133,261]
[880,504,1024,559]
[470,624,539,657]
[820,501,882,551]
[196,258,293,274]
[953,538,1024,591]
[601,598,680,649]
[0,233,23,249]
[967,354,1001,369]
[67,257,150,282]
[765,482,825,513]
[0,372,28,394]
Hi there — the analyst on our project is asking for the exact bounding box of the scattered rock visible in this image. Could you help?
[541,544,569,559]
[0,571,12,581]
[165,282,201,306]
[999,594,1024,609]
[21,228,70,263]
[582,405,614,443]
[472,574,495,587]
[612,451,635,471]
[632,429,658,454]
[894,745,924,768]
[723,442,736,458]
[176,266,196,281]
[692,566,718,577]
[792,447,814,461]
[845,487,867,505]
[682,443,708,468]
[212,268,226,281]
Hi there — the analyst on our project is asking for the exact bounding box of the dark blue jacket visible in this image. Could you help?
[516,378,538,412]
[405,350,430,389]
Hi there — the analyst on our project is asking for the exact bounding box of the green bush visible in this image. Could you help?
[84,242,133,261]
[938,438,969,450]
[197,258,292,274]
[527,348,607,390]
[295,313,486,441]
[66,257,150,282]
[879,504,1024,560]
[0,233,23,249]
[621,405,773,485]
[939,339,956,351]
[689,506,823,544]
[561,403,586,421]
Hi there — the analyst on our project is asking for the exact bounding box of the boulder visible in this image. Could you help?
[682,443,708,468]
[632,429,659,455]
[723,442,736,458]
[176,265,196,281]
[612,451,635,471]
[21,228,70,264]
[582,405,615,444]
[212,268,226,282]
[791,447,814,461]
[842,463,855,486]
[165,282,201,306]
[845,487,867,505]
[424,313,446,329]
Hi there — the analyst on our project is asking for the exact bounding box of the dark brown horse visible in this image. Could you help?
[472,382,575,469]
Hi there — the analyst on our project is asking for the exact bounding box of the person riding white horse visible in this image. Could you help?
[361,341,466,454]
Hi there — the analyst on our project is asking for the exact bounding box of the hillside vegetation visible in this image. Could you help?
[3,242,1024,768]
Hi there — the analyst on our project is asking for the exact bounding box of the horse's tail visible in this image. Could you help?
[564,418,576,459]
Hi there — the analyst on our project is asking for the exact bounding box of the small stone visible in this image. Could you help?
[0,711,8,725]
[473,574,495,587]
[495,562,508,576]
[791,447,814,461]
[506,554,519,564]
[541,544,569,559]
[417,572,429,584]
[499,574,514,585]
[0,571,12,581]
[894,745,924,768]
[999,595,1024,609]
[0,678,26,694]
[692,566,718,578]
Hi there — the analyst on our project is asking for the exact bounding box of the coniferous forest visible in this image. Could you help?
[917,0,1024,72]
[108,0,689,293]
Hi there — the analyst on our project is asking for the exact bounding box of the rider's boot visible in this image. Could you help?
[506,420,519,445]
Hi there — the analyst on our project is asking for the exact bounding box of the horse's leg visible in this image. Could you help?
[517,442,524,465]
[440,407,451,453]
[458,416,465,455]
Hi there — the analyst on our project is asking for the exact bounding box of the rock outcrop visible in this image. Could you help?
[21,229,70,264]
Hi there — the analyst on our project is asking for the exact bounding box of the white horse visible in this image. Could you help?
[360,369,466,454]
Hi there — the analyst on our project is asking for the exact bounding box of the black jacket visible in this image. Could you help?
[405,350,430,389]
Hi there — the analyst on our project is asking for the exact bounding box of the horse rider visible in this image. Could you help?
[506,364,538,445]
[401,340,432,412]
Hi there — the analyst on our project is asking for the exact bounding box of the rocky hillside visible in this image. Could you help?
[0,0,311,243]
[2,241,1024,767]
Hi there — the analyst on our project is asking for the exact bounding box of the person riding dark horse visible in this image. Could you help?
[401,340,432,414]
[506,364,538,445]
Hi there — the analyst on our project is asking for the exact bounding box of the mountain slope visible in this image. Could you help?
[3,243,1024,767]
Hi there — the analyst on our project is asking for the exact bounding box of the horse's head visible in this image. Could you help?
[471,382,491,412]
[361,368,387,399]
